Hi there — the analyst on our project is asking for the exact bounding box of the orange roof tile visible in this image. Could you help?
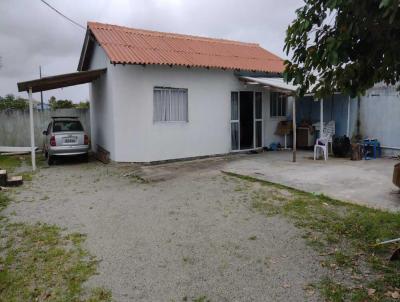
[87,22,284,73]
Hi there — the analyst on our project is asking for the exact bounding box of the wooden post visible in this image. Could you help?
[347,96,351,137]
[28,87,36,171]
[320,98,324,138]
[292,96,297,162]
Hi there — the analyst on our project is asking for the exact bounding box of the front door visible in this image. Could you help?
[239,91,254,150]
[230,91,263,151]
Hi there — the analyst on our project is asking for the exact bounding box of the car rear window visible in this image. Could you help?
[53,121,83,132]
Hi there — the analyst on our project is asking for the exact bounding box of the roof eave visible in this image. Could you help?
[77,28,94,71]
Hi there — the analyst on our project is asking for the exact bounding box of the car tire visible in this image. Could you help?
[82,153,89,163]
[47,155,54,165]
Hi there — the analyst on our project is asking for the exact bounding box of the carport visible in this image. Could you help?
[17,68,106,170]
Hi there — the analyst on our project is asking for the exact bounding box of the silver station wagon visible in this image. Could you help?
[43,117,89,165]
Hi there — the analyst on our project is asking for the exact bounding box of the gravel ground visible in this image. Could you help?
[6,156,325,302]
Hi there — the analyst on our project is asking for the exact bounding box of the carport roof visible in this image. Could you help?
[239,76,298,94]
[17,68,106,93]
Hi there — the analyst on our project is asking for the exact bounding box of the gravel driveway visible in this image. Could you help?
[6,157,325,302]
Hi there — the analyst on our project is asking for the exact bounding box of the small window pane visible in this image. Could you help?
[154,88,188,122]
[282,97,287,116]
[270,93,277,117]
[255,121,262,148]
[231,92,239,120]
[255,92,262,119]
[270,92,287,117]
[231,122,239,150]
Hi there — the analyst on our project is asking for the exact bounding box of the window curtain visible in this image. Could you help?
[154,88,188,122]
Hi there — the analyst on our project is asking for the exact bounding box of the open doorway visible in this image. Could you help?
[230,91,263,151]
[239,91,254,149]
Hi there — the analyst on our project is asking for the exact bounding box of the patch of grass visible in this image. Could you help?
[0,222,111,301]
[225,172,400,302]
[20,172,33,181]
[0,192,10,213]
[0,191,111,301]
[129,174,149,184]
[192,296,210,302]
[319,278,350,302]
[0,155,22,172]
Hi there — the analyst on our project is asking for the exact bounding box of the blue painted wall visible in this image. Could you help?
[296,85,400,156]
[296,94,356,137]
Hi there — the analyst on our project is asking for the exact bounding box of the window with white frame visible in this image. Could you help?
[270,92,287,117]
[153,87,188,122]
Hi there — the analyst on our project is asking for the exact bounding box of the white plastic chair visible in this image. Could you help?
[324,121,335,154]
[314,135,329,160]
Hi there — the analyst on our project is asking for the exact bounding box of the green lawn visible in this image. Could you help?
[225,172,400,302]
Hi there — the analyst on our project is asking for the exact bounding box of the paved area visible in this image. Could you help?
[6,157,324,302]
[224,151,400,212]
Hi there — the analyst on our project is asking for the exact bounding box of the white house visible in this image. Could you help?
[75,22,292,163]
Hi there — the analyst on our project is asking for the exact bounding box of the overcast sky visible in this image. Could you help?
[0,0,303,102]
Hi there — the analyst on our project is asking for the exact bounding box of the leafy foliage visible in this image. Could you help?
[0,94,28,110]
[284,0,400,98]
[74,101,90,109]
[48,96,74,110]
[48,96,89,110]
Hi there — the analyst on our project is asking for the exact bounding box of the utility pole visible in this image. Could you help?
[39,66,44,111]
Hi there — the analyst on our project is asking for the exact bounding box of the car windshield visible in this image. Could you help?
[53,120,83,132]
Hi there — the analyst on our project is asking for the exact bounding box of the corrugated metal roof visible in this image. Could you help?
[87,22,285,73]
[240,76,298,93]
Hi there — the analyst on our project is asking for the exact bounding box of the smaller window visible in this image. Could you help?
[255,92,262,119]
[153,87,188,122]
[270,92,287,117]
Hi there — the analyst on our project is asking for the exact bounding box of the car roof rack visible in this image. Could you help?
[51,116,79,119]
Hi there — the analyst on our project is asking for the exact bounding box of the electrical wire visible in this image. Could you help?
[39,0,86,30]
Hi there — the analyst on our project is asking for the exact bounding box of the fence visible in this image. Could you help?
[0,109,90,148]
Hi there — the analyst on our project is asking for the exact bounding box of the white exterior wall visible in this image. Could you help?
[111,64,251,162]
[88,47,287,162]
[263,92,292,147]
[360,86,400,156]
[88,45,117,160]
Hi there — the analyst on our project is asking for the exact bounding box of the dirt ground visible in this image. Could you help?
[5,156,326,302]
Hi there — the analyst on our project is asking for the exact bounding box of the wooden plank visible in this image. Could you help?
[7,175,23,187]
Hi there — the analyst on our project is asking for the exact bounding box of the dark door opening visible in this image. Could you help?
[240,91,254,149]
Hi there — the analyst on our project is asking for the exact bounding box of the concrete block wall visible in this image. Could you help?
[0,108,90,148]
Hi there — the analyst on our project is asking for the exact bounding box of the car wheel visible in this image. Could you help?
[82,153,89,163]
[47,155,54,165]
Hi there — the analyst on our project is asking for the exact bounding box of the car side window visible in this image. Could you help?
[47,123,52,135]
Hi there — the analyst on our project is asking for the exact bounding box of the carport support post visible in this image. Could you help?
[347,96,351,137]
[28,87,36,171]
[292,96,296,162]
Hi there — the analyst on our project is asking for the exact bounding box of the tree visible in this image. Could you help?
[48,96,74,110]
[0,94,29,110]
[74,101,90,109]
[48,96,89,110]
[284,0,400,98]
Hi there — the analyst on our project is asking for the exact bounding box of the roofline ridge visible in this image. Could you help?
[87,21,260,47]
